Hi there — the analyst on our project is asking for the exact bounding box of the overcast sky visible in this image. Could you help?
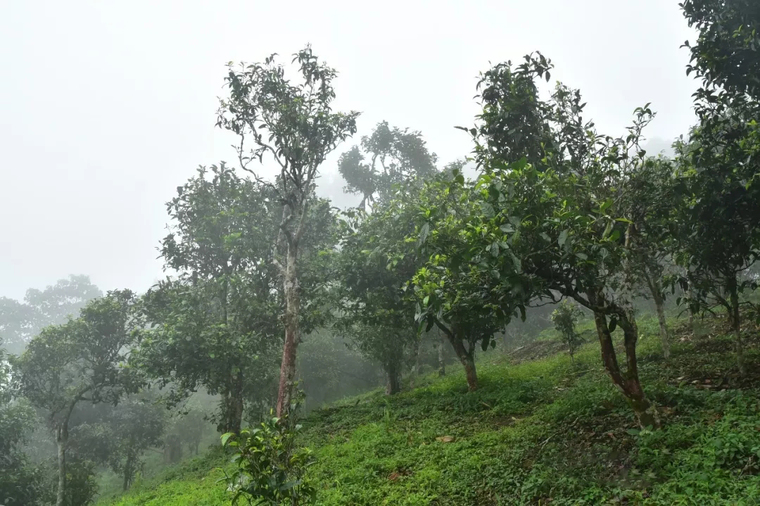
[0,0,698,300]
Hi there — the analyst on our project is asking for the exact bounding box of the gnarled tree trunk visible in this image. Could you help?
[438,324,477,391]
[593,308,659,429]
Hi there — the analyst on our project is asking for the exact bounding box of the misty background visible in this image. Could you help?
[0,0,696,299]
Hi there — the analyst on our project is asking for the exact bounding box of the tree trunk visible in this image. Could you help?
[461,353,477,392]
[409,335,421,389]
[276,245,300,417]
[56,423,68,506]
[219,379,243,435]
[123,453,134,491]
[593,309,659,429]
[653,290,670,360]
[728,275,745,376]
[682,270,695,331]
[435,322,477,390]
[385,360,401,395]
[230,373,244,433]
[438,333,446,377]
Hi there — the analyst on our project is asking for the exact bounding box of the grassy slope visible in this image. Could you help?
[100,313,760,505]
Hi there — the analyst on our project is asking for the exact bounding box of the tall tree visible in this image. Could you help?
[217,46,359,416]
[14,290,142,506]
[338,121,438,210]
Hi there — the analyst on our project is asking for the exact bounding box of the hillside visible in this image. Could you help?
[99,312,760,505]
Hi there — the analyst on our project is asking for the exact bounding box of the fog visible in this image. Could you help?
[0,0,696,299]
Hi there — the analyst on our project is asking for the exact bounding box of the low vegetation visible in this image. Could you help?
[95,310,760,505]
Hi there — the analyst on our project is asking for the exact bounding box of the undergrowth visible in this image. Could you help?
[100,312,760,505]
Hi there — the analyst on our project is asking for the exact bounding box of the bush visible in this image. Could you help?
[220,411,316,505]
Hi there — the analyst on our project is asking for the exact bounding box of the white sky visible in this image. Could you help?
[0,0,698,300]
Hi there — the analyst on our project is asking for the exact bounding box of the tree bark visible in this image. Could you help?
[276,245,300,417]
[652,288,670,360]
[385,360,401,395]
[438,332,446,377]
[56,423,67,506]
[222,373,245,434]
[593,309,659,429]
[438,324,477,391]
[728,274,745,376]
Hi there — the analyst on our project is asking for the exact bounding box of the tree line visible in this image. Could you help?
[2,1,759,504]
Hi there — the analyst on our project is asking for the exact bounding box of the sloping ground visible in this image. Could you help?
[100,314,760,505]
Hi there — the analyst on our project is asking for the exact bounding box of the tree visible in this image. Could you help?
[70,398,167,491]
[682,0,760,100]
[623,156,680,360]
[461,53,661,427]
[673,102,760,376]
[136,164,281,434]
[0,339,45,506]
[338,121,438,210]
[675,0,760,375]
[14,290,142,506]
[413,174,526,391]
[551,301,584,363]
[24,275,103,332]
[334,202,420,395]
[217,46,359,416]
[0,298,36,356]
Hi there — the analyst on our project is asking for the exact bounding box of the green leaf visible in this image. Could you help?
[558,229,569,247]
[221,432,235,446]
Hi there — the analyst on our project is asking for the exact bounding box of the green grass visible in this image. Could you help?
[99,312,760,505]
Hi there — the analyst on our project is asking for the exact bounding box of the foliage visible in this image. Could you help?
[221,411,316,505]
[682,0,760,99]
[0,275,101,355]
[136,164,281,434]
[0,340,46,506]
[677,1,760,373]
[338,121,438,210]
[456,52,661,426]
[14,290,143,506]
[551,301,584,361]
[412,173,524,391]
[334,197,423,394]
[72,398,167,490]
